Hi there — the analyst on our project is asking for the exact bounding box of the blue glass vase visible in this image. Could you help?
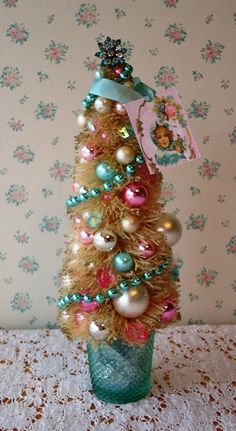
[87,333,154,403]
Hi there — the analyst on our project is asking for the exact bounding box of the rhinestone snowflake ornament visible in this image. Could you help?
[95,36,127,66]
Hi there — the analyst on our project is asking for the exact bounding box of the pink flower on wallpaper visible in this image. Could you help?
[154,66,178,89]
[6,23,29,44]
[198,158,221,180]
[162,0,179,8]
[196,267,218,287]
[160,182,176,204]
[8,117,24,131]
[201,40,225,63]
[164,23,187,44]
[3,0,18,7]
[226,236,236,256]
[44,41,69,64]
[75,3,99,28]
[83,56,100,71]
[0,66,23,90]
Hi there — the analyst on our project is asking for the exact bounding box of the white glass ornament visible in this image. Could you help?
[112,286,149,318]
[121,214,140,233]
[93,231,117,251]
[77,112,87,128]
[94,97,110,113]
[89,321,109,340]
[157,213,182,247]
[116,146,135,165]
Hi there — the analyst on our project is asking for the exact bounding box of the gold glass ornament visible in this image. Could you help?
[116,145,135,165]
[112,286,149,318]
[121,214,140,233]
[156,213,182,247]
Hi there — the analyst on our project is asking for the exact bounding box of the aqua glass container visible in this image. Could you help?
[87,333,154,403]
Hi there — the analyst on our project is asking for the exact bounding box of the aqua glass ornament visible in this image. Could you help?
[96,162,115,181]
[113,252,134,272]
[87,333,154,403]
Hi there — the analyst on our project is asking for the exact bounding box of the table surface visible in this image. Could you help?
[0,325,235,431]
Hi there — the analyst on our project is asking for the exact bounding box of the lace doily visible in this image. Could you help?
[0,325,235,431]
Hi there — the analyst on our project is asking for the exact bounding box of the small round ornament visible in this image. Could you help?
[77,112,87,128]
[89,321,109,341]
[114,102,126,116]
[80,145,97,161]
[71,241,80,254]
[74,311,88,328]
[113,251,134,272]
[94,96,110,113]
[157,213,182,247]
[96,266,116,289]
[81,300,99,312]
[161,300,177,322]
[112,285,149,318]
[93,230,117,251]
[61,275,72,288]
[138,240,156,259]
[121,214,140,233]
[123,322,149,344]
[61,310,70,322]
[87,210,103,229]
[123,182,148,207]
[73,182,80,193]
[116,146,135,165]
[96,162,115,181]
[79,229,94,245]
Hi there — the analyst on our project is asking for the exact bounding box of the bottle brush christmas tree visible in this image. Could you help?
[58,37,182,403]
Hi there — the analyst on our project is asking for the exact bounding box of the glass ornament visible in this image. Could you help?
[116,145,135,165]
[138,240,156,259]
[96,162,115,181]
[113,251,134,272]
[161,300,177,322]
[112,285,149,318]
[157,213,182,247]
[93,231,117,251]
[122,182,148,207]
[87,333,154,403]
[96,266,116,289]
[89,321,109,340]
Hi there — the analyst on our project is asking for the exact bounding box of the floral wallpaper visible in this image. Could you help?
[1,0,235,329]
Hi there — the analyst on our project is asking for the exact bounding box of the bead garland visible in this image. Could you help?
[58,256,171,309]
[66,154,145,208]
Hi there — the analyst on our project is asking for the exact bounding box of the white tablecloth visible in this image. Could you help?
[0,325,235,431]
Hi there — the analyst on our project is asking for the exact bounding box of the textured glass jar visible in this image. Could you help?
[87,333,154,403]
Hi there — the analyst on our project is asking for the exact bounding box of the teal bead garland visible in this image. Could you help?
[103,181,114,191]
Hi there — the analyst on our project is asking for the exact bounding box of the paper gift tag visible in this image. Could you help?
[125,87,200,173]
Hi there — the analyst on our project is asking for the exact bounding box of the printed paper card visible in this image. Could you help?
[125,87,200,173]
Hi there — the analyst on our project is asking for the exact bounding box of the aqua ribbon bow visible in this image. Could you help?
[89,76,155,104]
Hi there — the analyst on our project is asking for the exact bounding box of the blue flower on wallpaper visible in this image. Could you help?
[226,236,236,256]
[49,160,72,182]
[144,18,154,28]
[75,3,99,28]
[164,23,187,44]
[192,70,204,81]
[44,41,69,64]
[160,182,176,204]
[188,100,210,119]
[11,292,33,313]
[39,216,61,233]
[13,145,35,164]
[198,158,221,180]
[14,231,30,244]
[190,186,201,196]
[189,293,199,302]
[229,126,236,145]
[8,117,24,131]
[200,40,225,64]
[6,184,28,206]
[6,22,29,44]
[196,267,218,287]
[3,0,18,7]
[35,101,57,121]
[42,188,53,198]
[37,71,49,82]
[162,0,179,8]
[18,257,39,274]
[83,56,99,71]
[114,8,126,19]
[0,66,23,90]
[154,66,178,88]
[121,40,134,61]
[185,214,207,231]
[46,321,59,329]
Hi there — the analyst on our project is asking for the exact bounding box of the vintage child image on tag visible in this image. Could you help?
[126,88,200,173]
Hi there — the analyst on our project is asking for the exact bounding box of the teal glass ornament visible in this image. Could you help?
[96,162,115,181]
[103,181,113,192]
[118,280,130,291]
[113,252,134,272]
[135,154,144,164]
[113,173,125,185]
[90,188,101,197]
[87,333,154,403]
[87,211,103,229]
[126,164,136,175]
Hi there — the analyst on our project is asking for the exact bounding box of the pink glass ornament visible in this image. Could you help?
[101,132,108,141]
[161,300,177,322]
[138,240,156,259]
[81,300,100,312]
[74,216,81,225]
[79,229,94,245]
[74,311,86,324]
[96,266,116,289]
[114,102,126,116]
[123,322,149,344]
[102,192,112,201]
[123,182,148,207]
[80,145,97,161]
[73,182,80,193]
